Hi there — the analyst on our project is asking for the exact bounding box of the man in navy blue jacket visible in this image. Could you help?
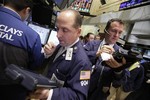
[0,0,44,100]
[29,9,92,100]
[84,18,127,100]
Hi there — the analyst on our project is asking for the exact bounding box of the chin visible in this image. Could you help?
[110,41,116,44]
[60,42,65,47]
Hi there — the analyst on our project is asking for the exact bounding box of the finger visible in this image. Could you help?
[122,57,126,64]
[101,46,114,54]
[29,94,40,99]
[101,48,112,54]
[44,45,51,50]
[96,50,102,57]
[47,42,55,48]
[106,56,121,68]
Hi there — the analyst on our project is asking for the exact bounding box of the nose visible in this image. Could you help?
[115,32,121,37]
[57,30,62,38]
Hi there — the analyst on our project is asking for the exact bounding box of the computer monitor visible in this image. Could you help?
[28,23,50,45]
[143,49,150,59]
[32,4,53,26]
[69,0,93,13]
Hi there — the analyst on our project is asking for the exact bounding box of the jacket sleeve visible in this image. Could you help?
[112,69,130,88]
[84,41,98,65]
[29,35,44,69]
[123,65,144,92]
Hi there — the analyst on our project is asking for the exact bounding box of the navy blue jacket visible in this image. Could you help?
[46,41,92,100]
[84,40,126,100]
[0,6,44,69]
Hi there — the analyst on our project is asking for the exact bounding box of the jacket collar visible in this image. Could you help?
[56,41,81,54]
[54,41,82,62]
[0,6,21,20]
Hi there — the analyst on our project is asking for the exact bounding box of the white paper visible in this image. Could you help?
[47,30,59,46]
[101,52,111,61]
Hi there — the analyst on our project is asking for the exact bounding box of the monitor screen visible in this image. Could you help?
[28,23,50,45]
[119,2,127,10]
[32,4,53,26]
[0,0,3,4]
[143,49,150,59]
[69,0,93,13]
[47,30,59,46]
[119,0,148,10]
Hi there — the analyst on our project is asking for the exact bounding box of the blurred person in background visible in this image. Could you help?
[83,32,95,46]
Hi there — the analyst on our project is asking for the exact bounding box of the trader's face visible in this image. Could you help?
[56,11,81,47]
[106,21,124,44]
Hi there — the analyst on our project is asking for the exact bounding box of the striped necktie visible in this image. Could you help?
[53,46,65,62]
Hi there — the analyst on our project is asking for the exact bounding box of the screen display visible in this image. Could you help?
[69,0,93,13]
[28,23,50,45]
[32,4,53,26]
[119,0,148,10]
[143,50,150,59]
[131,47,143,52]
[119,2,127,10]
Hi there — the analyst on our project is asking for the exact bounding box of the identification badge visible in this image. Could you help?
[65,48,73,60]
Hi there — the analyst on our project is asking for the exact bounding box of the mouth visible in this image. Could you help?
[112,37,118,41]
[59,39,63,43]
[59,39,64,44]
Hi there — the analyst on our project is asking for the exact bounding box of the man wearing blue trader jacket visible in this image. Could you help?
[0,0,44,100]
[84,18,128,100]
[29,9,92,100]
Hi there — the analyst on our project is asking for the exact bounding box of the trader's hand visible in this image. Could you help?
[96,45,115,57]
[105,56,126,68]
[44,42,56,56]
[29,88,50,100]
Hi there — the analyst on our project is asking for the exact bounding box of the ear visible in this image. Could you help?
[25,7,30,15]
[20,7,30,16]
[21,7,30,21]
[77,28,81,36]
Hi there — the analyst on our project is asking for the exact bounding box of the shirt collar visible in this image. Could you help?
[64,38,79,49]
[102,38,114,47]
[4,6,21,19]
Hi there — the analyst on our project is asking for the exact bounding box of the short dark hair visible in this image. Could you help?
[105,18,124,31]
[79,35,84,40]
[86,32,94,38]
[60,9,82,28]
[4,0,33,11]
